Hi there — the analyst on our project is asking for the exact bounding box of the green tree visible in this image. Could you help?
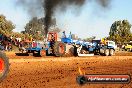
[24,17,44,40]
[109,20,131,44]
[0,14,15,36]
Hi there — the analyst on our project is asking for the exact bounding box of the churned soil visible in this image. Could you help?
[0,51,132,88]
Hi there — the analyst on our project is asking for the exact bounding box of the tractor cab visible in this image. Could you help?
[47,31,73,44]
[106,41,117,49]
[47,32,58,42]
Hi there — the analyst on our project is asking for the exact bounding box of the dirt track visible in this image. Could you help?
[0,51,132,88]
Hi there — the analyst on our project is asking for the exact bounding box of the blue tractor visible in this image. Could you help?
[23,31,74,57]
[44,31,75,56]
[76,40,116,56]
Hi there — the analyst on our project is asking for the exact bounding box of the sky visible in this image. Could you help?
[0,0,132,39]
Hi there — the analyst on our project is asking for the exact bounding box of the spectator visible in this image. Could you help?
[8,43,12,51]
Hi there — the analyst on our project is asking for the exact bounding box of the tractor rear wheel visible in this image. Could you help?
[53,41,66,57]
[0,52,9,82]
